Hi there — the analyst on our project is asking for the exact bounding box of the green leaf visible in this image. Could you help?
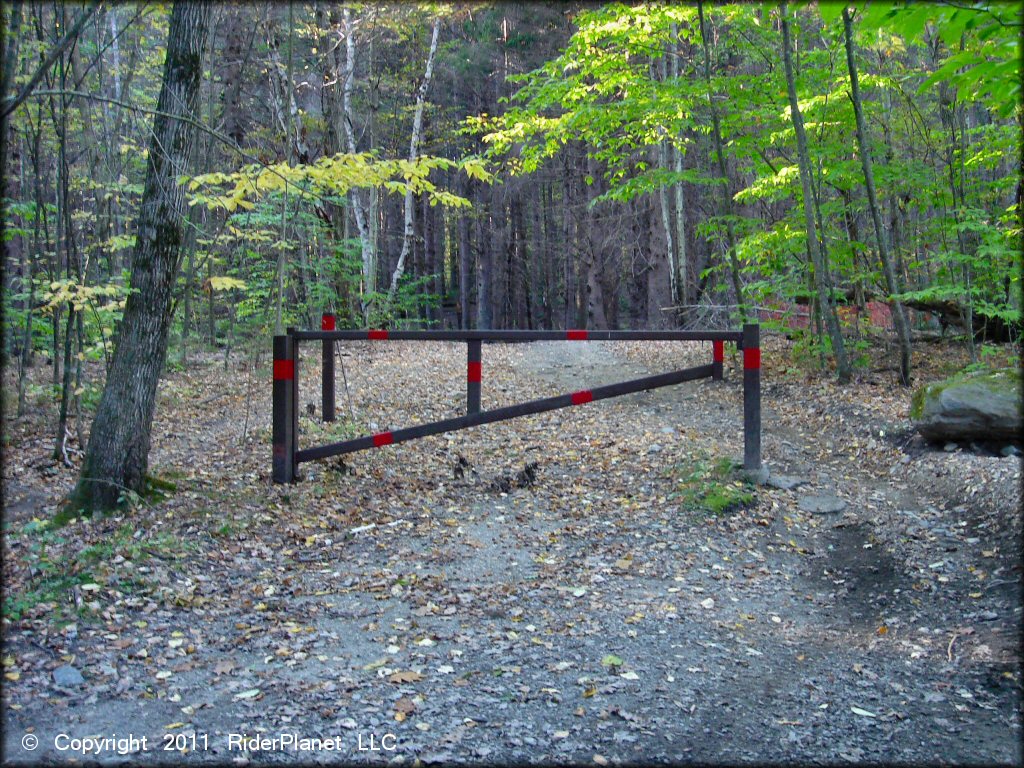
[206,276,247,292]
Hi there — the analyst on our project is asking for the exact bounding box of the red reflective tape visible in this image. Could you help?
[321,314,336,331]
[372,432,394,447]
[570,390,593,405]
[467,361,482,383]
[713,340,724,363]
[566,330,588,341]
[744,347,761,370]
[368,329,389,340]
[273,360,294,380]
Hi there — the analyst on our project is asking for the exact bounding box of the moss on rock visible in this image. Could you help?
[911,367,1022,443]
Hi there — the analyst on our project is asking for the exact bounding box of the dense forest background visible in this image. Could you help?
[0,2,1020,506]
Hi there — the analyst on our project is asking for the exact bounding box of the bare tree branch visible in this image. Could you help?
[1,2,103,119]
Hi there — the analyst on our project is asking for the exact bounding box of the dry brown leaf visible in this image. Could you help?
[388,670,424,684]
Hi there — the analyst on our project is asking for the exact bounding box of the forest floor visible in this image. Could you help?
[2,333,1021,765]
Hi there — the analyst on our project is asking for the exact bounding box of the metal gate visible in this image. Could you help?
[272,320,760,483]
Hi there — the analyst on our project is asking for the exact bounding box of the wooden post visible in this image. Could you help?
[272,333,297,483]
[712,340,724,381]
[321,313,336,422]
[467,339,481,415]
[742,323,761,471]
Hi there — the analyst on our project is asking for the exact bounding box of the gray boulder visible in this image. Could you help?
[911,368,1021,443]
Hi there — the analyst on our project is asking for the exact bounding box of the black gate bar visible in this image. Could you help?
[294,328,744,342]
[296,363,714,463]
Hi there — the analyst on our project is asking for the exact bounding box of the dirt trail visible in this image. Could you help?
[3,340,1020,765]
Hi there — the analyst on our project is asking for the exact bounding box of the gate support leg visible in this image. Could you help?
[742,323,761,471]
[322,314,335,422]
[467,339,481,415]
[273,334,298,483]
[712,340,724,381]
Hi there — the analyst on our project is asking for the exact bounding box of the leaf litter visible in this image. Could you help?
[1,336,1020,763]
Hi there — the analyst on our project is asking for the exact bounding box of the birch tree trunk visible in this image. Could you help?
[64,1,212,516]
[780,1,850,383]
[385,16,441,306]
[339,8,377,318]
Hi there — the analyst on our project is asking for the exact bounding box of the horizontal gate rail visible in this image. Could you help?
[272,323,760,483]
[292,329,744,343]
[297,363,714,463]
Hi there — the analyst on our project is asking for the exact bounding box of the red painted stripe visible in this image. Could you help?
[713,340,724,363]
[273,360,294,380]
[372,432,394,447]
[744,347,761,370]
[368,329,389,340]
[566,330,588,341]
[570,390,593,405]
[321,314,336,331]
[467,361,482,383]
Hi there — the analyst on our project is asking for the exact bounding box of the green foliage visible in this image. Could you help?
[670,452,755,516]
[3,520,192,622]
[471,3,705,198]
[365,273,442,328]
[184,153,491,213]
[37,276,132,364]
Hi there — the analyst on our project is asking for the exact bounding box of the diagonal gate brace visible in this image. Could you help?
[295,364,714,464]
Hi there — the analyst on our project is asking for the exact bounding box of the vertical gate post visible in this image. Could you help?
[272,333,297,483]
[742,323,761,471]
[321,313,336,422]
[712,340,724,381]
[467,339,482,415]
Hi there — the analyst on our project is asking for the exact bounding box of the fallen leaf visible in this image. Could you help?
[395,696,416,714]
[388,670,424,684]
[851,706,876,718]
[601,654,624,668]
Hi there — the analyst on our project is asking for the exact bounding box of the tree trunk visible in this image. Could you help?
[670,23,689,316]
[781,1,850,383]
[340,8,377,319]
[843,8,912,385]
[697,0,744,320]
[457,179,472,328]
[386,16,441,307]
[64,1,212,517]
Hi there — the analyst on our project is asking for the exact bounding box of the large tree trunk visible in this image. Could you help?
[780,2,850,383]
[64,1,211,517]
[843,8,913,385]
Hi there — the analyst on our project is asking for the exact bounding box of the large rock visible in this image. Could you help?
[911,368,1022,443]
